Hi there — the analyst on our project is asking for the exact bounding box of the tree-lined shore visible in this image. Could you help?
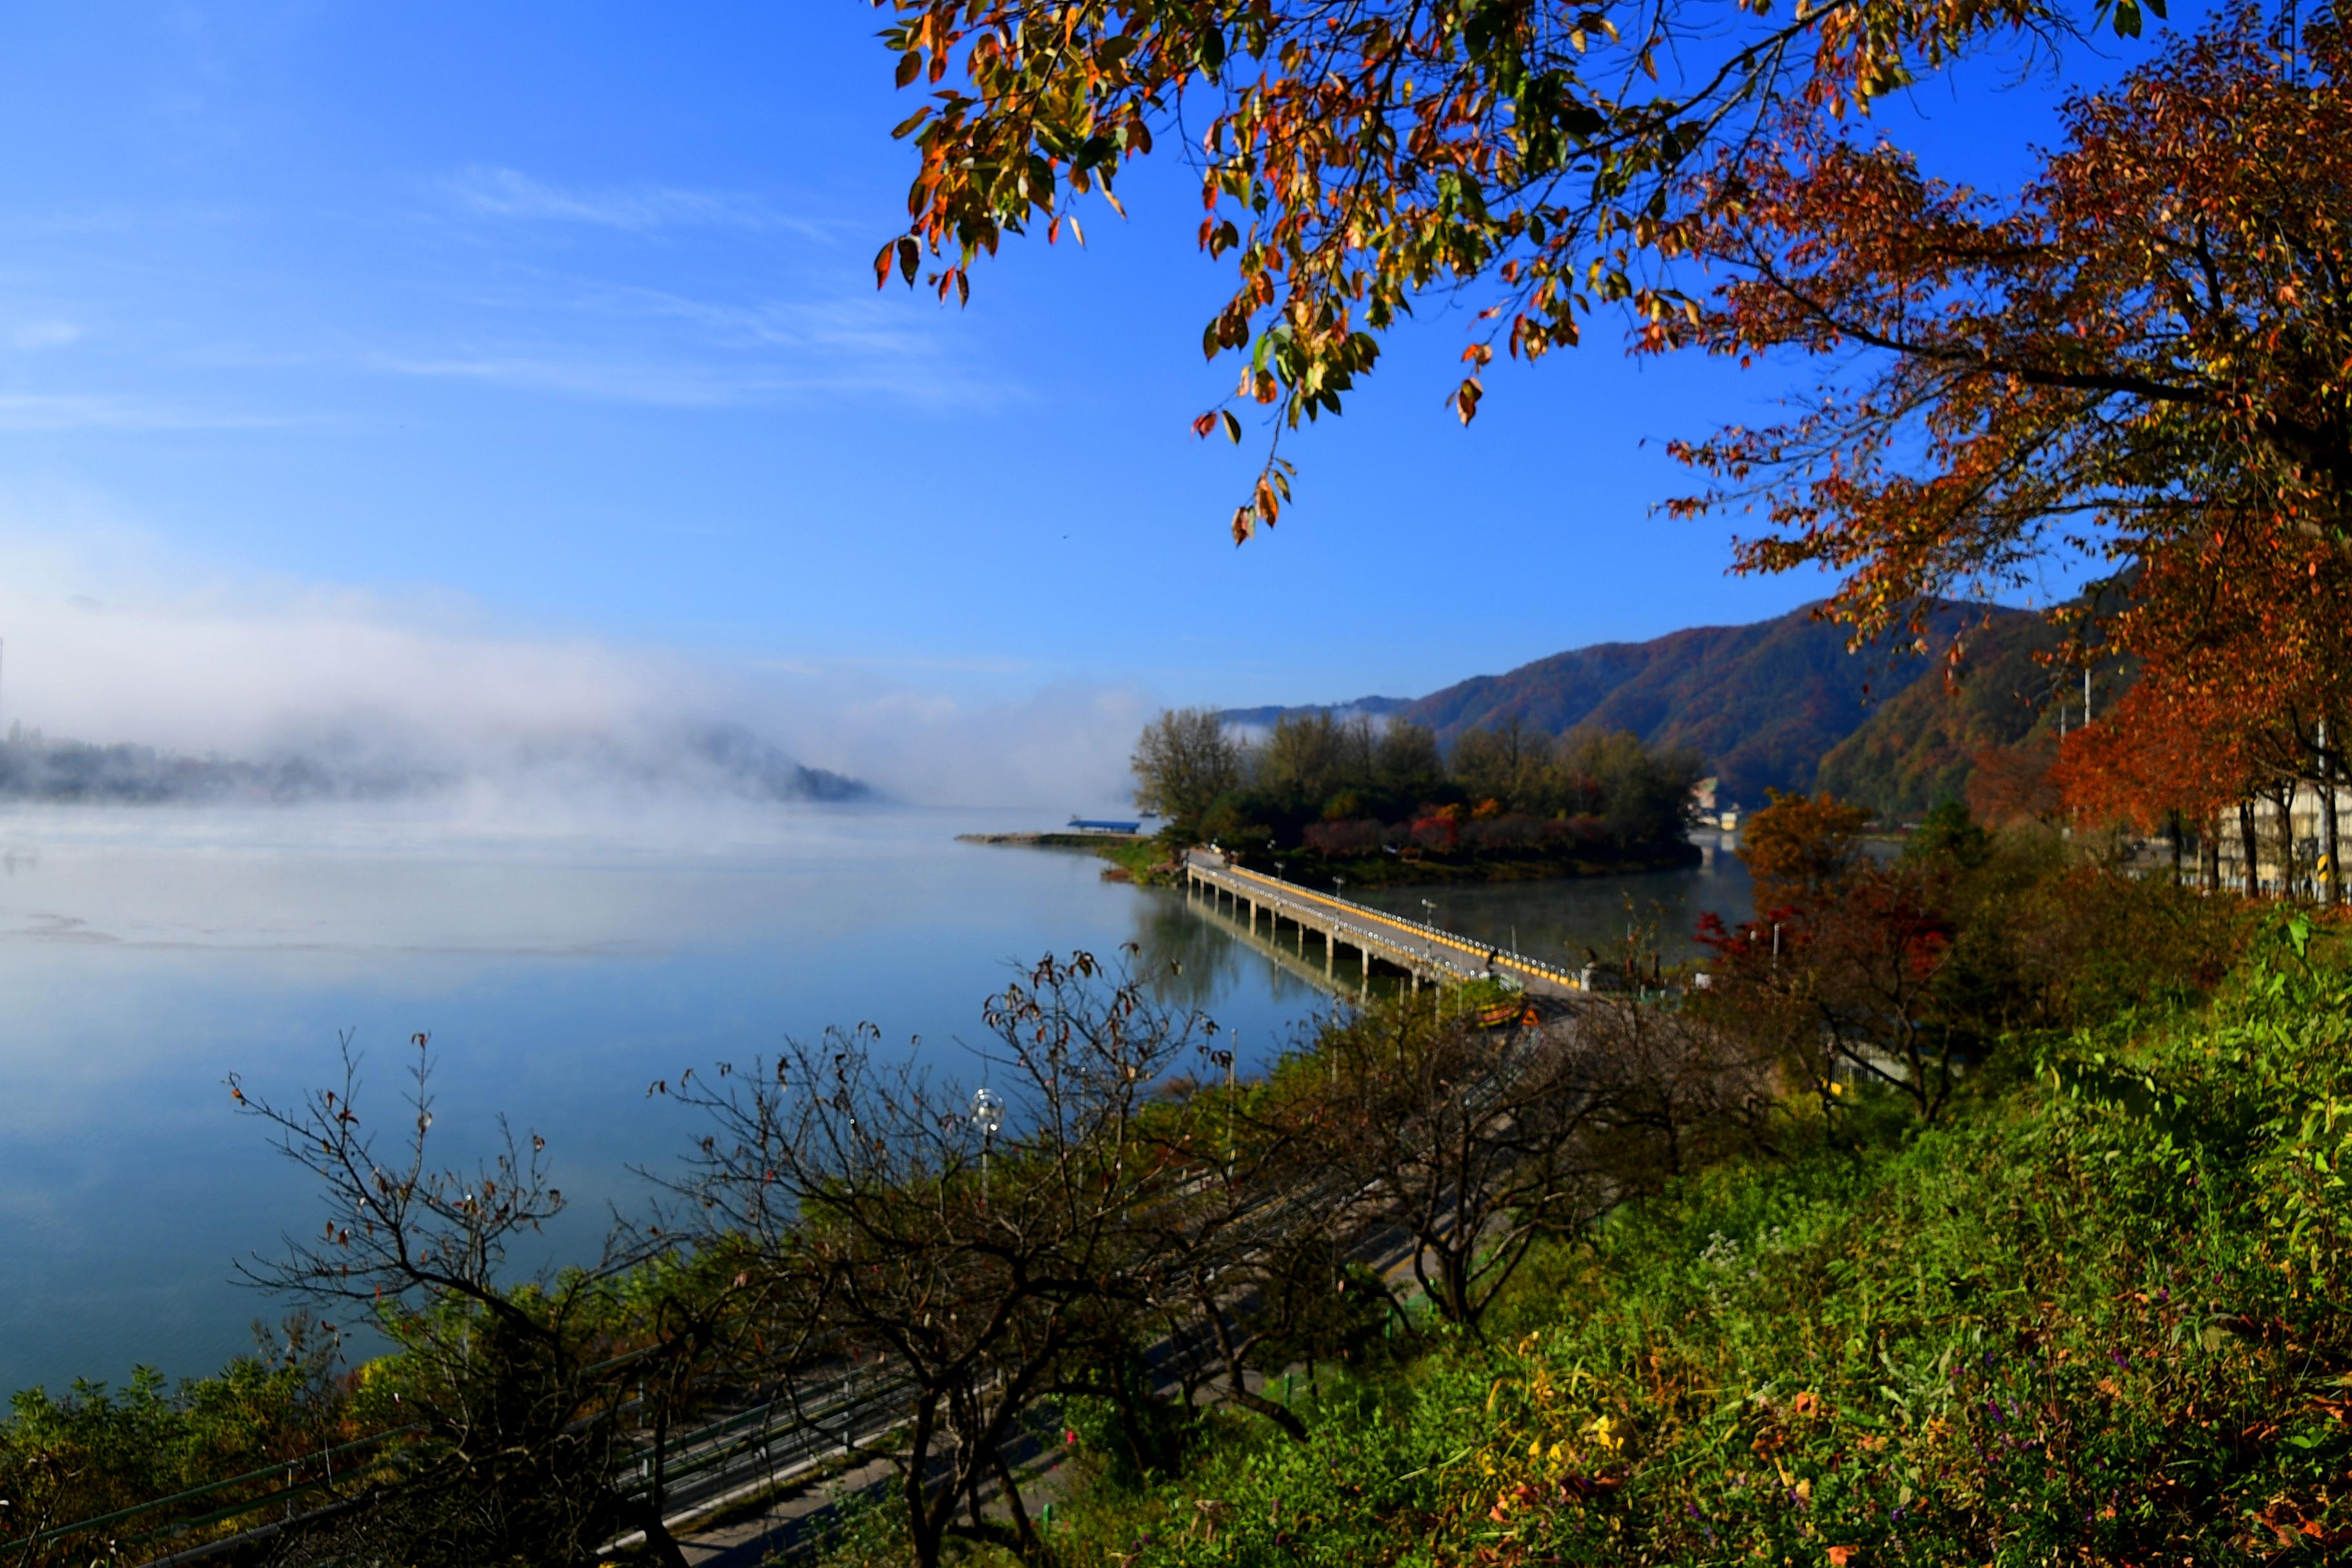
[1128,709,1705,887]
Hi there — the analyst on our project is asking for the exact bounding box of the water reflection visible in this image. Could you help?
[1353,838,1755,968]
[1126,884,1342,1066]
[0,810,1754,1398]
[1129,838,1755,1008]
[0,806,1319,1396]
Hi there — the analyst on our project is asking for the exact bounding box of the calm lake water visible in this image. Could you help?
[0,805,1751,1396]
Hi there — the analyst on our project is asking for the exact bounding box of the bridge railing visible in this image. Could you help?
[1188,855,1587,992]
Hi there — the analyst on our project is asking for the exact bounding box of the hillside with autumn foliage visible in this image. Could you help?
[1233,602,2051,813]
[1814,614,2075,816]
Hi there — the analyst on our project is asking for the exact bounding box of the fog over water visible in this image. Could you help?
[0,802,1751,1396]
[0,531,1155,812]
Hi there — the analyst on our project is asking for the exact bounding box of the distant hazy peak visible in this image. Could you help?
[1217,696,1413,730]
[0,721,872,808]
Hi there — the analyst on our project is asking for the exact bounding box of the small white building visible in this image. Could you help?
[1689,777,1740,832]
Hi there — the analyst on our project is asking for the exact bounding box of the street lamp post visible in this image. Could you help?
[1223,1041,1237,1179]
[970,1086,1005,1207]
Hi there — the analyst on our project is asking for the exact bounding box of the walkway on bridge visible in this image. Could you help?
[1182,848,1587,999]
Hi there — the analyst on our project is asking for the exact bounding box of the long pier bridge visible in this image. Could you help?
[1183,848,1587,998]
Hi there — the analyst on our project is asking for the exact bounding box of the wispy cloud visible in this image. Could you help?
[372,343,996,409]
[369,286,1016,410]
[14,321,83,351]
[0,392,288,431]
[371,353,780,407]
[612,288,952,362]
[447,165,832,239]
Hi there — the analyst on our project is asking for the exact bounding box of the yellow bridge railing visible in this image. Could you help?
[1189,857,1585,993]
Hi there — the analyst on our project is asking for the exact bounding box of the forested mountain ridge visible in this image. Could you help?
[1814,611,2070,814]
[1234,602,2049,809]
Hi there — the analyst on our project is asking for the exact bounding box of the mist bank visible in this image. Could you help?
[0,529,1167,810]
[0,720,868,808]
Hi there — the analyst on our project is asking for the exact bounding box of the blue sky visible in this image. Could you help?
[0,3,2171,797]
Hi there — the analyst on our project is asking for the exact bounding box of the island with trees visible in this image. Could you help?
[1124,707,1706,887]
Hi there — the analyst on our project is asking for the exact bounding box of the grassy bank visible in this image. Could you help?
[956,832,1183,886]
[934,914,2352,1565]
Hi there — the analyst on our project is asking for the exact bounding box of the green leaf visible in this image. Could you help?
[1198,26,1226,76]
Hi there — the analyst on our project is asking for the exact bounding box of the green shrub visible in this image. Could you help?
[1076,916,2352,1565]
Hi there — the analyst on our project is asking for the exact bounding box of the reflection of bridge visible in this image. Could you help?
[1183,849,1586,998]
[1183,870,1377,1000]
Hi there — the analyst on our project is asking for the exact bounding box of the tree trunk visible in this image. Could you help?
[628,1499,694,1568]
[2168,811,2184,885]
[906,1398,948,1568]
[2202,814,2222,893]
[1205,1302,1308,1442]
[986,1446,1048,1563]
[2240,801,2262,897]
[2277,782,2301,901]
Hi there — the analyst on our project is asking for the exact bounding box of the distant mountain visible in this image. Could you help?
[678,723,870,804]
[0,721,871,807]
[1237,602,2050,810]
[0,729,414,805]
[1218,696,1411,730]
